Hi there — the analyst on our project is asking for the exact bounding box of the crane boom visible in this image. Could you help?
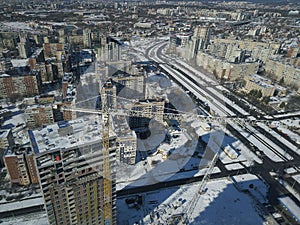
[62,106,274,126]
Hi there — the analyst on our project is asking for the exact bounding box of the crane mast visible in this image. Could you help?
[102,107,113,225]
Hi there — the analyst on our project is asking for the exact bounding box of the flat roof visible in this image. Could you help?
[0,129,11,139]
[11,59,29,68]
[29,115,113,154]
[278,196,300,222]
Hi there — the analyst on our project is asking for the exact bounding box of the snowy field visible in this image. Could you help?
[117,175,269,225]
[0,211,48,225]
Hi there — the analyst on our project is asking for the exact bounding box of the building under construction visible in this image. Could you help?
[29,117,117,225]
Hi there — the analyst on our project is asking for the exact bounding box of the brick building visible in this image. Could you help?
[0,70,41,99]
[3,147,38,185]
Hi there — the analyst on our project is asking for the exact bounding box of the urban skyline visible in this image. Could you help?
[0,0,299,224]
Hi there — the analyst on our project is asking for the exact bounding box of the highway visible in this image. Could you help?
[147,41,298,163]
[143,40,300,224]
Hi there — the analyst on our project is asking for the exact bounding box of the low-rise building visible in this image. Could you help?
[244,74,275,97]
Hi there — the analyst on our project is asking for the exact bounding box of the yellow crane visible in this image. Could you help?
[63,94,276,225]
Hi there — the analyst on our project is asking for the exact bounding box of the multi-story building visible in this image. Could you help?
[264,59,300,89]
[25,104,54,129]
[18,34,32,59]
[0,128,15,166]
[193,25,211,52]
[244,74,276,97]
[196,51,259,81]
[3,146,38,185]
[83,29,92,48]
[0,129,15,150]
[98,37,121,62]
[212,38,280,63]
[0,70,41,99]
[113,115,137,165]
[129,98,165,129]
[43,43,64,58]
[29,117,117,225]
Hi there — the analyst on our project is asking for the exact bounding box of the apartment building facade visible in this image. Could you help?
[29,118,117,225]
[0,71,41,99]
[3,147,38,185]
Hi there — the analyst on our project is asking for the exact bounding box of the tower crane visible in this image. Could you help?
[62,94,277,225]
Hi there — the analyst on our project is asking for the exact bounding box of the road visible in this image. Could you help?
[143,40,300,224]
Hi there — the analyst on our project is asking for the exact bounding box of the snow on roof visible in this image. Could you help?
[284,167,298,174]
[11,59,29,68]
[0,73,10,78]
[0,129,10,138]
[30,115,110,154]
[278,196,300,222]
[117,177,265,225]
[225,163,244,171]
[231,174,268,204]
[292,174,300,185]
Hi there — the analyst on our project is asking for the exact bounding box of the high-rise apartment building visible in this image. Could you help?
[0,70,41,99]
[18,34,32,59]
[98,37,121,62]
[83,29,92,48]
[113,115,137,165]
[192,25,211,55]
[0,128,15,166]
[4,146,39,185]
[29,117,117,225]
[129,98,165,129]
[24,104,54,129]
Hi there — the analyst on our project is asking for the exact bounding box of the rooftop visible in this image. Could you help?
[11,59,29,68]
[0,129,11,139]
[112,115,136,139]
[29,115,116,154]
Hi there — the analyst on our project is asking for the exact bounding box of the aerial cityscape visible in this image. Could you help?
[0,0,299,225]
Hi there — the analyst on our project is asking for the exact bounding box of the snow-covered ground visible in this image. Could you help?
[270,119,300,145]
[257,122,299,155]
[117,175,270,225]
[0,22,34,32]
[0,197,43,213]
[207,86,249,116]
[0,211,48,225]
[229,122,290,162]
